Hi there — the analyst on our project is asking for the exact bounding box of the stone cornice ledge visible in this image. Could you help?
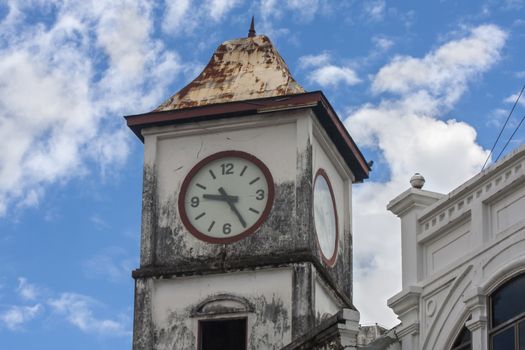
[466,317,487,332]
[419,143,525,222]
[396,322,420,338]
[388,288,422,340]
[388,286,422,316]
[387,188,444,217]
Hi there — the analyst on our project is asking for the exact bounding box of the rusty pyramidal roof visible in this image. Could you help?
[126,20,370,182]
[155,22,305,111]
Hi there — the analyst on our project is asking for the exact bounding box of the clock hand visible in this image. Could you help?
[218,187,247,228]
[202,194,239,202]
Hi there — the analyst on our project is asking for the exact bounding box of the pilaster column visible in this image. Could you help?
[464,287,488,350]
[339,309,360,350]
[388,286,422,350]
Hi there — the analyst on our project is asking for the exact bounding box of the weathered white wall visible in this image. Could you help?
[314,277,341,320]
[388,145,525,350]
[135,108,357,349]
[141,110,312,267]
[152,268,293,350]
[153,113,298,204]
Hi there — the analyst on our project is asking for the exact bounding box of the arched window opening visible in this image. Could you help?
[451,324,471,350]
[191,294,252,350]
[489,273,525,349]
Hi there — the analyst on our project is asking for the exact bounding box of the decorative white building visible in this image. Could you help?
[125,22,369,350]
[386,144,525,350]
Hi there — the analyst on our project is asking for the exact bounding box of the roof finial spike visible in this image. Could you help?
[248,16,256,38]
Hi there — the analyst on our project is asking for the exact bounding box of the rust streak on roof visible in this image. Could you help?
[155,35,305,111]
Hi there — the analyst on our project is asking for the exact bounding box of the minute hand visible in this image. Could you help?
[218,187,247,228]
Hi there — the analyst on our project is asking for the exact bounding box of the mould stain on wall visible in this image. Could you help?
[141,164,159,266]
[154,311,195,350]
[151,293,290,350]
[250,295,291,349]
[153,179,308,267]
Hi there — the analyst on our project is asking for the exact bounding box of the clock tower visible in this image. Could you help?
[126,23,369,350]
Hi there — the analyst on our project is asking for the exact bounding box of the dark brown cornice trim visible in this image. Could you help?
[125,91,369,181]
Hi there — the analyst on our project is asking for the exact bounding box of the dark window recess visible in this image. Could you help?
[489,274,525,350]
[491,274,525,327]
[200,318,247,350]
[491,326,515,350]
[451,324,472,350]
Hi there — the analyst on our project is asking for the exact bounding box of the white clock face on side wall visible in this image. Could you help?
[178,151,274,244]
[313,169,338,265]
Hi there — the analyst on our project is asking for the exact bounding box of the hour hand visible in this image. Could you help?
[203,194,239,202]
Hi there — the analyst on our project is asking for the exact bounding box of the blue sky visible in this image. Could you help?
[1,1,524,348]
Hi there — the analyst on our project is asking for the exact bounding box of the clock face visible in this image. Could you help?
[313,169,338,265]
[178,151,274,244]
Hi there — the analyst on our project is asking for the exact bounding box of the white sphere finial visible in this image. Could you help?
[410,173,425,189]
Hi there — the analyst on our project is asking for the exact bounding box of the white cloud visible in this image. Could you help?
[0,304,42,330]
[260,0,279,19]
[309,65,361,88]
[487,108,511,128]
[489,90,525,132]
[503,0,525,9]
[363,0,386,21]
[162,0,242,36]
[89,214,110,230]
[258,0,330,40]
[299,52,361,88]
[372,36,394,51]
[206,0,243,21]
[348,106,487,192]
[83,248,134,283]
[298,53,331,69]
[1,277,130,335]
[372,25,507,109]
[48,293,130,336]
[0,0,186,216]
[162,0,194,35]
[346,24,506,326]
[260,0,323,22]
[283,0,323,22]
[17,278,39,301]
[504,91,525,107]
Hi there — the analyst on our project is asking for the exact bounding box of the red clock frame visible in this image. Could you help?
[313,168,339,266]
[178,150,275,244]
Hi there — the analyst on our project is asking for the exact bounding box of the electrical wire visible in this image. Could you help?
[493,111,525,163]
[481,84,525,171]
